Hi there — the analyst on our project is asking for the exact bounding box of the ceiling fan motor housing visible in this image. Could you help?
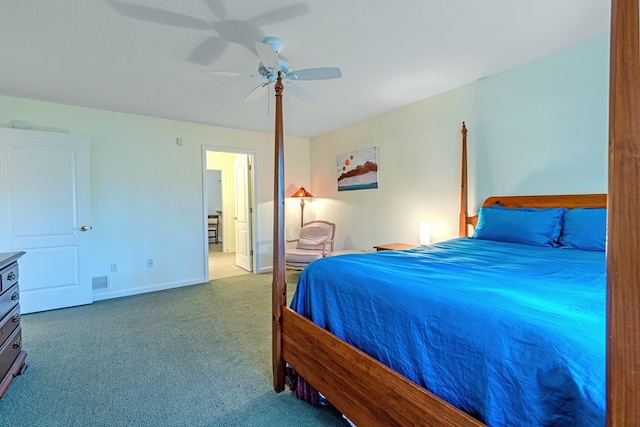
[262,36,284,54]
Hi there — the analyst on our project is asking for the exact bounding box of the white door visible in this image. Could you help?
[234,157,252,272]
[0,129,92,314]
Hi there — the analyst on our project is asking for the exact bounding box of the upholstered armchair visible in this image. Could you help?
[285,220,336,270]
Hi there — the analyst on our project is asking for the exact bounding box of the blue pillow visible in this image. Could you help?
[559,208,607,251]
[472,206,567,247]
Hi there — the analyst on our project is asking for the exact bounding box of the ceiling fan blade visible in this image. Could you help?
[285,82,317,103]
[203,70,264,80]
[243,83,269,103]
[109,1,211,30]
[255,42,280,72]
[203,70,247,77]
[203,70,265,80]
[288,67,342,80]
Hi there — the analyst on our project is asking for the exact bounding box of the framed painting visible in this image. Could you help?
[337,146,379,191]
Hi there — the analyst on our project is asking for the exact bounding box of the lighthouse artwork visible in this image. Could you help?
[337,146,379,191]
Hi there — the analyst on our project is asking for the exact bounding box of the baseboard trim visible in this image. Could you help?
[92,277,205,302]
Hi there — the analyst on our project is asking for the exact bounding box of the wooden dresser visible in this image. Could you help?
[0,252,27,398]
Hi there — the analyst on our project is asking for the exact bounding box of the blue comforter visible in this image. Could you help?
[290,238,605,426]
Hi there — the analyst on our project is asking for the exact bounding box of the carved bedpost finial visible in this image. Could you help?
[275,71,284,96]
[462,121,467,136]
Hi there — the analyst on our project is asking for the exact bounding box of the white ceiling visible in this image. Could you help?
[1,0,610,138]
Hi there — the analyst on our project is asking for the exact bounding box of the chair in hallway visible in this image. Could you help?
[208,212,221,244]
[285,220,336,270]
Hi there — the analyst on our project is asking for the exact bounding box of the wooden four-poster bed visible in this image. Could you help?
[270,0,639,424]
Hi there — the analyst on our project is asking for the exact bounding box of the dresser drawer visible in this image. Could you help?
[0,305,20,349]
[0,284,19,318]
[0,327,22,381]
[0,262,18,295]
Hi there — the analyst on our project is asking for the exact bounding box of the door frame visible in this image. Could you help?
[201,145,257,281]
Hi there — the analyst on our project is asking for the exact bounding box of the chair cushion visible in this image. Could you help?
[297,237,330,250]
[286,248,324,264]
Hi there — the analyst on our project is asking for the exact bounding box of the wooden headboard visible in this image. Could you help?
[482,194,607,209]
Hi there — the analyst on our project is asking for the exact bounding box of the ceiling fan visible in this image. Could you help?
[205,36,342,103]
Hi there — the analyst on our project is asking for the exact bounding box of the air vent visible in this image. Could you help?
[92,276,109,290]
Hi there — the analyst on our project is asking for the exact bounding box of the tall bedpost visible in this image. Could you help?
[459,122,469,237]
[272,73,287,392]
[607,0,640,424]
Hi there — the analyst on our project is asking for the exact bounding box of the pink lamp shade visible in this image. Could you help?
[291,187,313,198]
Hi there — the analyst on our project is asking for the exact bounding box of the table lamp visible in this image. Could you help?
[419,221,431,246]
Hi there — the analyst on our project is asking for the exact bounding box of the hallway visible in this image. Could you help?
[208,243,250,281]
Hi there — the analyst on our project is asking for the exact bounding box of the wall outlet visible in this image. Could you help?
[110,263,118,273]
[147,259,154,268]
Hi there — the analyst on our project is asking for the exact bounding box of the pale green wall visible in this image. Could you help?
[309,34,609,251]
[0,96,311,299]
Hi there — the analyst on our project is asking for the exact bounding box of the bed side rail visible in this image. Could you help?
[282,307,485,427]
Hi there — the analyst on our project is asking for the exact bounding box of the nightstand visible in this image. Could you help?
[373,243,419,251]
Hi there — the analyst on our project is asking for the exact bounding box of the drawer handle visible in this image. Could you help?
[7,272,16,281]
[12,338,21,349]
[12,313,20,324]
[11,292,19,301]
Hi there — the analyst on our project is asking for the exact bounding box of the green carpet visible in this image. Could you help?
[0,272,346,426]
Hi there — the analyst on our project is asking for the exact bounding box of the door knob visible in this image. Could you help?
[79,225,91,232]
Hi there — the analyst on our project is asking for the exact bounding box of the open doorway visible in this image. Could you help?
[202,147,256,281]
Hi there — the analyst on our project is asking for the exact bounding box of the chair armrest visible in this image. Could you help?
[321,238,335,257]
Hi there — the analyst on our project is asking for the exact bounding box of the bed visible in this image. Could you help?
[270,1,640,424]
[289,199,606,426]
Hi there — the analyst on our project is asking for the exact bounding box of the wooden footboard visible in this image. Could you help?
[282,307,485,426]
